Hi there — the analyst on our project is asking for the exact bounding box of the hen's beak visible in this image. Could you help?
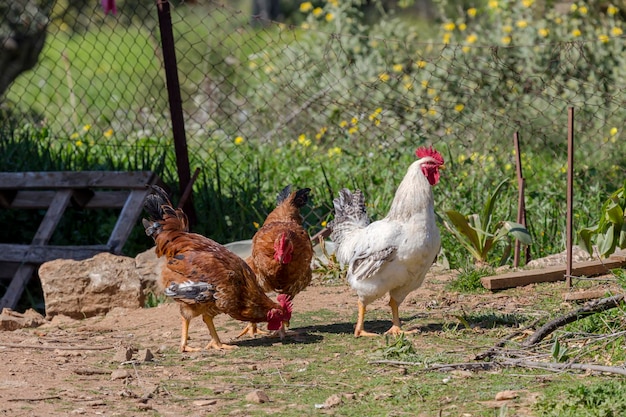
[283,320,290,329]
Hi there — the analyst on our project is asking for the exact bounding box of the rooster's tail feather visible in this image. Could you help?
[328,188,370,245]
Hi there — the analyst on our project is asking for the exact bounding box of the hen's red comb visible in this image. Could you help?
[276,294,293,313]
[415,146,444,164]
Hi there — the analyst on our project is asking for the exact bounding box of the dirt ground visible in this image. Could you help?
[0,269,616,417]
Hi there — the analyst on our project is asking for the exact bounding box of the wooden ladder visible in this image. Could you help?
[0,171,162,310]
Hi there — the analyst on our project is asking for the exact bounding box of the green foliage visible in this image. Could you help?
[535,380,626,417]
[443,179,532,266]
[550,337,569,362]
[447,265,492,293]
[579,180,626,258]
[376,333,418,360]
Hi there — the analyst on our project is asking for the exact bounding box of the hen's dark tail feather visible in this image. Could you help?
[142,185,189,239]
[328,188,370,245]
[276,185,311,208]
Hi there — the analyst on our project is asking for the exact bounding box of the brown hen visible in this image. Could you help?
[142,185,292,352]
[238,185,313,338]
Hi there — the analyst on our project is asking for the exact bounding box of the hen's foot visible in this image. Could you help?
[205,340,237,350]
[180,345,202,352]
[236,323,268,339]
[384,325,416,336]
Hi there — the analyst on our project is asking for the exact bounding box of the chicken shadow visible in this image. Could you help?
[228,331,323,347]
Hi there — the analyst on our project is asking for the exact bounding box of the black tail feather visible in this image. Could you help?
[276,185,311,209]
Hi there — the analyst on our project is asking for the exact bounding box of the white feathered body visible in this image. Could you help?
[332,159,440,306]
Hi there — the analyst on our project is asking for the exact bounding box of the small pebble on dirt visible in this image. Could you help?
[193,399,218,406]
[495,390,520,401]
[245,389,270,403]
[110,369,131,380]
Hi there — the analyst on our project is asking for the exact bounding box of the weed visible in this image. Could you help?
[535,380,626,417]
[447,265,493,293]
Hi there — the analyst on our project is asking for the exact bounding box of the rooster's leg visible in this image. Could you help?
[179,316,201,352]
[354,300,378,337]
[384,298,416,336]
[236,322,269,339]
[202,315,237,350]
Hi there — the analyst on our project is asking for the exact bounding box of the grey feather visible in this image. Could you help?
[164,281,216,303]
[328,188,370,245]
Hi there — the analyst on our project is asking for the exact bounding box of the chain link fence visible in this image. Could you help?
[2,0,626,262]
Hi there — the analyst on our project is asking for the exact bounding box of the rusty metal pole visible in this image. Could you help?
[513,132,523,268]
[566,107,575,287]
[156,0,196,226]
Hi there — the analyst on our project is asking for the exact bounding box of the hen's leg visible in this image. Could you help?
[236,322,269,339]
[384,297,416,336]
[180,316,201,352]
[354,300,378,337]
[202,315,237,350]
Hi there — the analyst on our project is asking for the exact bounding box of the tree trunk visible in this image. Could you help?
[0,0,51,98]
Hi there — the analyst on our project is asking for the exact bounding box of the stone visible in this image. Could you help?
[112,347,134,363]
[39,253,145,319]
[245,389,270,403]
[137,348,154,362]
[0,308,45,331]
[110,369,131,380]
[495,390,520,401]
[134,248,165,297]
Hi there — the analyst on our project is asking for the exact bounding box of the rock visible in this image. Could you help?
[112,347,134,363]
[110,369,131,380]
[137,348,154,362]
[135,248,165,297]
[526,246,592,269]
[0,308,45,331]
[193,399,217,406]
[39,253,145,319]
[495,390,520,401]
[245,389,270,403]
[315,393,342,409]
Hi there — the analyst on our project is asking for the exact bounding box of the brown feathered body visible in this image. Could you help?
[246,186,313,299]
[143,186,291,351]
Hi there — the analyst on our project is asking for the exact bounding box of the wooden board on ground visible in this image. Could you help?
[481,251,626,290]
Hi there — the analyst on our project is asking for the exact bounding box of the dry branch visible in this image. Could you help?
[499,358,626,377]
[523,294,625,347]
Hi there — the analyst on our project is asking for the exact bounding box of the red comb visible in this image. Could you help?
[276,294,293,313]
[415,146,444,164]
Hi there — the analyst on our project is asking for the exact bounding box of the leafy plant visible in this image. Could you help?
[443,179,532,266]
[551,337,569,363]
[447,264,492,293]
[535,380,626,417]
[377,333,418,360]
[579,180,626,258]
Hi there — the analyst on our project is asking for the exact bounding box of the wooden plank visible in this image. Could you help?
[481,257,626,290]
[0,265,36,310]
[0,263,19,279]
[0,190,73,310]
[6,190,130,209]
[0,244,110,263]
[107,189,150,254]
[0,171,155,189]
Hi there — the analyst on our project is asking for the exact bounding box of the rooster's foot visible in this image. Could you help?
[384,325,416,336]
[354,329,379,337]
[236,323,268,339]
[180,345,202,353]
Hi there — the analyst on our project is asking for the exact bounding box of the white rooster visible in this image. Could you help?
[329,146,444,337]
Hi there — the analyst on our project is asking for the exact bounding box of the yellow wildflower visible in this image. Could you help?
[82,124,91,132]
[467,8,477,17]
[538,28,549,37]
[503,25,513,33]
[522,0,534,7]
[502,36,512,45]
[504,163,512,171]
[454,104,465,112]
[421,80,429,88]
[351,117,358,125]
[298,134,311,147]
[327,147,342,158]
[76,140,83,146]
[459,23,467,31]
[373,119,381,126]
[299,2,313,12]
[392,63,404,73]
[488,0,498,9]
[379,72,390,82]
[443,22,456,31]
[339,120,348,128]
[301,22,310,30]
[608,5,619,15]
[516,20,528,28]
[610,127,618,136]
[415,60,427,68]
[570,3,577,11]
[443,33,451,44]
[325,13,334,22]
[462,46,470,53]
[404,81,413,91]
[572,29,582,37]
[555,17,562,24]
[234,136,244,145]
[466,33,478,44]
[599,34,609,43]
[427,108,437,116]
[312,7,323,17]
[579,6,588,14]
[328,0,338,6]
[70,132,79,139]
[457,154,466,163]
[611,27,623,36]
[321,220,328,227]
[348,126,358,135]
[103,128,114,138]
[253,221,260,229]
